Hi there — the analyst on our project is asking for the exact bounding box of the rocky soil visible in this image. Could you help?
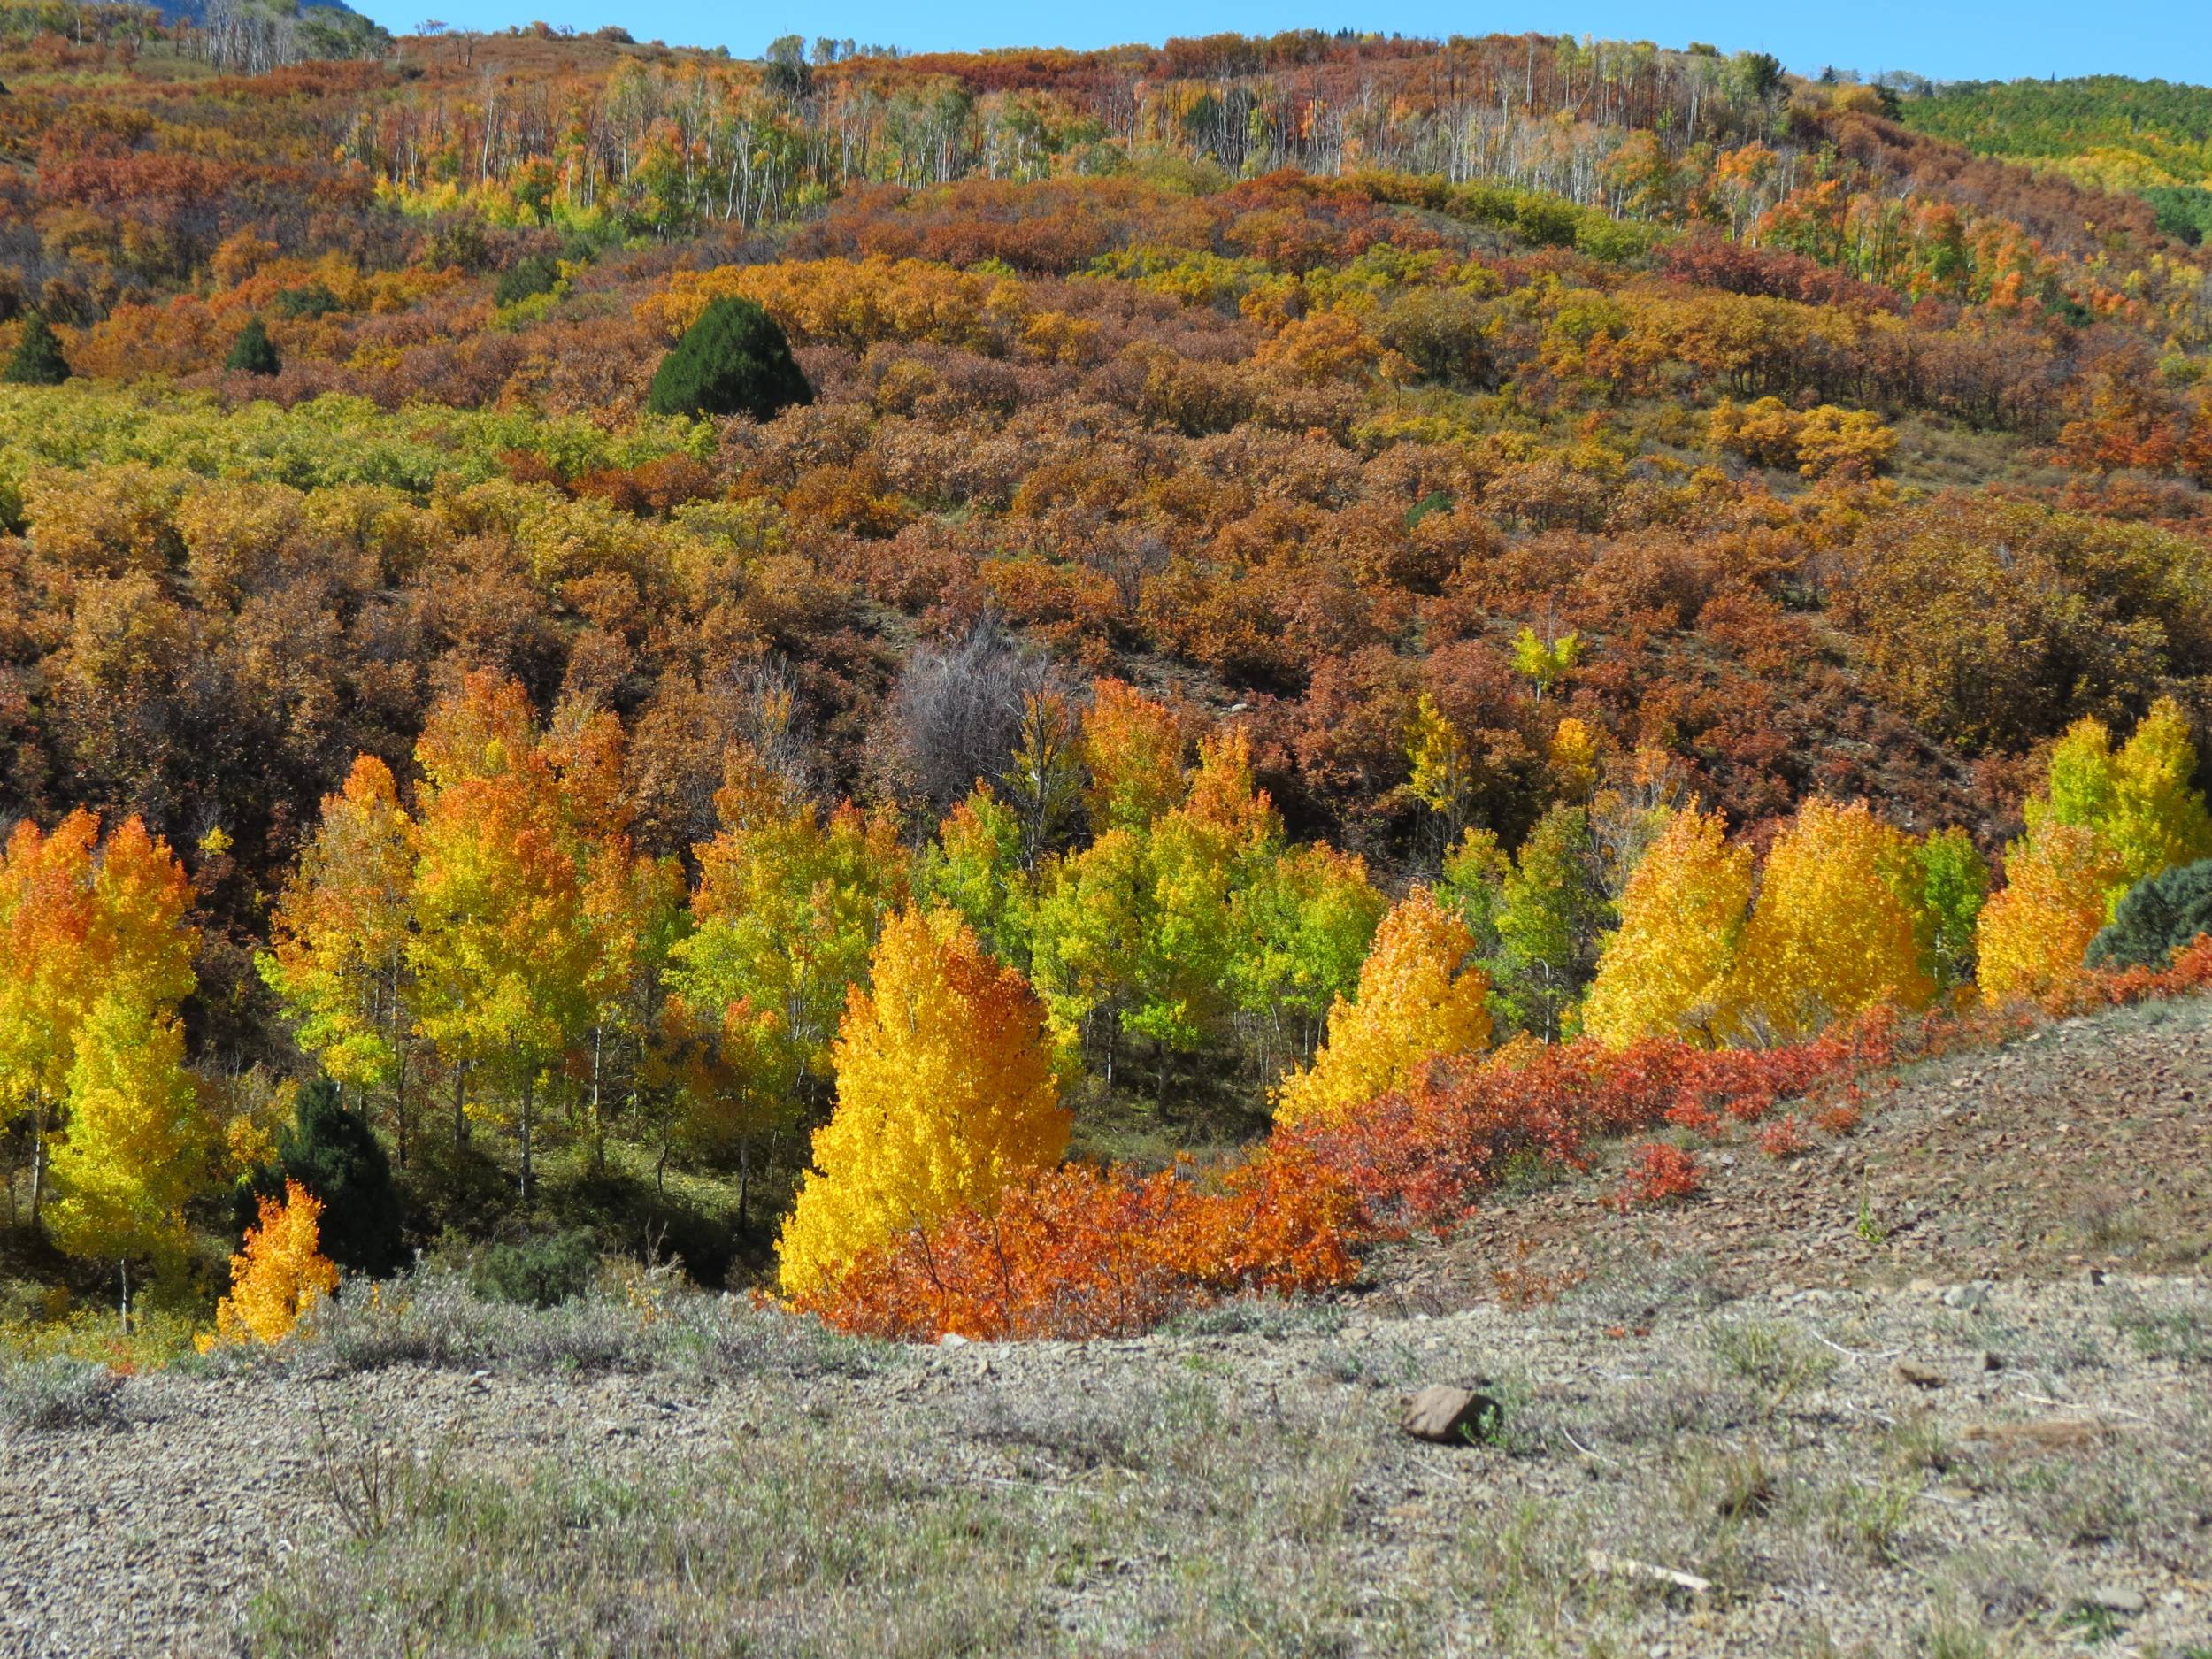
[4,995,2209,1659]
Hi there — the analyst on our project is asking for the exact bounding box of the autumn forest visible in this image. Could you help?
[4,4,2212,1355]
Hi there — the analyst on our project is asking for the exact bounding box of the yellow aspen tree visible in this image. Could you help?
[775,908,1069,1299]
[1548,716,1600,803]
[42,818,204,1315]
[257,755,419,1158]
[1977,824,2127,1005]
[204,1179,342,1348]
[46,995,204,1284]
[1404,693,1475,841]
[1273,885,1491,1130]
[1582,806,1752,1047]
[406,673,597,1197]
[2026,697,2212,911]
[1723,798,1936,1041]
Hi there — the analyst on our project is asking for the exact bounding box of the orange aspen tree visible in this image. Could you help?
[1081,678,1187,832]
[1976,824,2127,1005]
[204,1179,342,1347]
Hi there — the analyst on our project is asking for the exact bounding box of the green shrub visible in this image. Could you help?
[493,252,562,308]
[645,296,812,422]
[2087,857,2212,970]
[273,282,343,319]
[472,1230,598,1309]
[0,1356,123,1432]
[4,314,69,386]
[224,317,280,377]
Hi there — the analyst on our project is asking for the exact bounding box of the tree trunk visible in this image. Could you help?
[589,1027,606,1174]
[27,1097,47,1232]
[519,1066,534,1203]
[453,1064,470,1146]
[396,1050,411,1171]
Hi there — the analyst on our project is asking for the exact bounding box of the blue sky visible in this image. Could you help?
[367,0,2210,86]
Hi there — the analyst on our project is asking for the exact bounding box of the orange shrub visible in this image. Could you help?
[203,1179,341,1348]
[795,1151,1358,1341]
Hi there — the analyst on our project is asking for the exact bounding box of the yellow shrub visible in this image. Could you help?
[1583,806,1752,1047]
[1724,798,1934,1041]
[1977,824,2126,1006]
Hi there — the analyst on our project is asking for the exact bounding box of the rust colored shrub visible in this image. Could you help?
[1614,1143,1703,1209]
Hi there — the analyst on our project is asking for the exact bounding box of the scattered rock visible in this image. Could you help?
[1890,1359,1946,1390]
[1980,1350,2004,1372]
[2087,1584,2146,1617]
[937,1333,970,1348]
[1400,1384,1502,1445]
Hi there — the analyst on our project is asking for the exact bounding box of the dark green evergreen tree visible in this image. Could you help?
[225,316,280,376]
[2088,858,2212,972]
[4,314,70,386]
[645,296,811,421]
[238,1080,407,1276]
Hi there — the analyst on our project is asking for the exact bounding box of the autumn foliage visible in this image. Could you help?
[787,1152,1357,1341]
[7,16,2212,1349]
[204,1179,342,1348]
[1273,885,1491,1128]
[775,908,1070,1299]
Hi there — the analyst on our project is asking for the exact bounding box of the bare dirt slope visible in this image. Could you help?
[4,997,2209,1659]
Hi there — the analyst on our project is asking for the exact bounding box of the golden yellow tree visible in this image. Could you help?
[1582,806,1752,1047]
[1977,825,2126,1005]
[776,908,1069,1299]
[204,1179,342,1347]
[1723,798,1936,1041]
[39,817,204,1296]
[1273,886,1491,1130]
[1404,694,1475,841]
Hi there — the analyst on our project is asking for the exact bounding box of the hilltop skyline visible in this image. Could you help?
[348,0,2212,87]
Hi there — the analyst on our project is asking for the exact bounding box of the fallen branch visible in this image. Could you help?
[1586,1550,1714,1598]
[1557,1424,1619,1465]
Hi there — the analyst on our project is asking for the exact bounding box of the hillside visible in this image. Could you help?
[5,989,2208,1657]
[1897,75,2212,243]
[2,4,2212,1568]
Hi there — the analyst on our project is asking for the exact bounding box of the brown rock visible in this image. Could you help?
[1401,1384,1502,1445]
[1890,1359,1946,1390]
